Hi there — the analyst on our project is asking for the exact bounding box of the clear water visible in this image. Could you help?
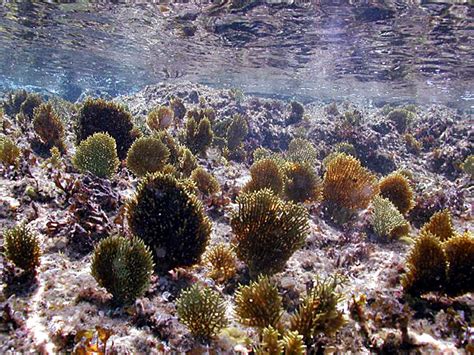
[0,1,472,108]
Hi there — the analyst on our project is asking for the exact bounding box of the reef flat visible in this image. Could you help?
[0,82,472,353]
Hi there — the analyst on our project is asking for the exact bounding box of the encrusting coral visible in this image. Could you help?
[126,136,170,177]
[0,136,21,167]
[32,102,66,152]
[444,232,474,296]
[146,105,174,131]
[379,172,414,215]
[289,275,345,345]
[176,284,228,342]
[284,162,322,203]
[73,132,120,179]
[76,97,138,159]
[235,276,283,329]
[203,243,237,283]
[420,209,455,242]
[322,153,379,222]
[91,235,154,305]
[3,224,41,273]
[371,195,410,240]
[242,158,285,196]
[402,231,447,295]
[126,173,211,271]
[190,167,220,196]
[231,189,309,277]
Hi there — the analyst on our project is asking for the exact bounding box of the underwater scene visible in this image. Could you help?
[0,1,473,353]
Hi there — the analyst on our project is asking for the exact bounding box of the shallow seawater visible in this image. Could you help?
[0,1,473,354]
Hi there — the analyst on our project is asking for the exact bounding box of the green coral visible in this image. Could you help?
[3,224,41,273]
[185,116,214,156]
[235,276,283,329]
[444,232,474,296]
[91,235,154,304]
[19,92,43,120]
[284,162,322,203]
[73,132,120,178]
[176,284,228,341]
[76,97,137,159]
[387,108,413,133]
[203,243,237,284]
[290,275,345,344]
[126,173,211,271]
[126,136,170,177]
[32,103,66,151]
[178,147,198,177]
[231,189,309,277]
[0,136,21,167]
[255,326,283,355]
[371,196,410,240]
[226,114,248,156]
[280,331,306,355]
[287,138,318,167]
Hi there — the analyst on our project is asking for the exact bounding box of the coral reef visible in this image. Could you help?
[371,196,410,240]
[379,172,414,215]
[284,162,322,203]
[203,243,236,283]
[91,235,154,304]
[242,158,284,196]
[231,189,309,276]
[235,276,283,329]
[73,132,120,179]
[402,231,447,295]
[3,224,41,273]
[126,173,211,271]
[76,97,137,159]
[420,209,455,242]
[32,103,66,152]
[126,136,170,177]
[190,167,220,196]
[176,284,228,341]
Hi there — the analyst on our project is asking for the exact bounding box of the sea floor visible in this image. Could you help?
[0,82,472,353]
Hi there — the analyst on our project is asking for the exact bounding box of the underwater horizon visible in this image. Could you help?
[0,1,473,354]
[0,1,473,109]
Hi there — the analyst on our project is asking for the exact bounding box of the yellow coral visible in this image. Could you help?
[203,243,236,283]
[242,158,284,196]
[284,162,322,203]
[444,231,474,296]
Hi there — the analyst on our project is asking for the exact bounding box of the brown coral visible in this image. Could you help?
[420,209,455,242]
[284,162,322,203]
[242,158,284,196]
[379,172,414,215]
[203,243,237,283]
[32,103,66,152]
[147,105,174,131]
[444,232,474,296]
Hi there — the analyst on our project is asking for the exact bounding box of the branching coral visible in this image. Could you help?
[231,189,309,276]
[76,97,137,159]
[176,284,228,341]
[402,231,447,295]
[371,196,410,240]
[284,162,322,203]
[203,243,237,283]
[0,136,21,167]
[191,167,220,196]
[242,158,285,196]
[126,136,170,177]
[146,105,174,131]
[185,116,214,156]
[255,326,283,355]
[287,138,318,167]
[444,232,474,296]
[32,103,66,152]
[235,276,283,329]
[379,172,414,215]
[420,209,455,242]
[91,235,154,304]
[322,153,379,221]
[73,132,120,179]
[126,173,211,271]
[3,224,41,273]
[280,331,306,354]
[289,275,345,345]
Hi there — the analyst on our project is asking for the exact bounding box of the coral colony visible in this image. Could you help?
[0,86,472,353]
